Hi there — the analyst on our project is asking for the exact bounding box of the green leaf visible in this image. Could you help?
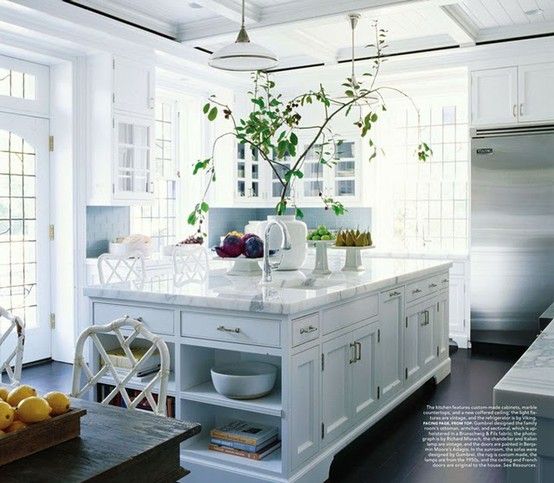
[200,202,209,213]
[208,106,218,121]
[290,132,298,146]
[295,208,304,219]
[187,211,197,225]
[203,103,210,114]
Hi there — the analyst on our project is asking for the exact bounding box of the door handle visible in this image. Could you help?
[512,104,517,118]
[355,341,361,361]
[519,103,524,116]
[349,342,356,364]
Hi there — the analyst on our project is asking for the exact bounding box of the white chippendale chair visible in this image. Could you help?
[172,245,209,285]
[0,306,25,386]
[97,252,146,285]
[71,317,170,416]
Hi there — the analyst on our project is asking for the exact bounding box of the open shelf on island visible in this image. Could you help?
[180,381,282,417]
[182,434,282,476]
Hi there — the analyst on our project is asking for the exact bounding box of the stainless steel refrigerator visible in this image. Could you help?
[471,126,554,347]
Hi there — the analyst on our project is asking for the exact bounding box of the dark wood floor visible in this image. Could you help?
[20,348,516,483]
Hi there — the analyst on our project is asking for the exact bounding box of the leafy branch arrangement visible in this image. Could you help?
[188,22,431,232]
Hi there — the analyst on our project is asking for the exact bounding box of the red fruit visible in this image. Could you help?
[215,246,232,258]
[221,235,243,257]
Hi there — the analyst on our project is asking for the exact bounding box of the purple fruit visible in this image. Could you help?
[241,233,258,243]
[221,234,243,257]
[243,235,264,258]
[215,246,232,258]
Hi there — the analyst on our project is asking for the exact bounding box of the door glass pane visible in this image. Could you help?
[0,68,36,100]
[336,179,355,197]
[304,180,323,197]
[0,130,38,328]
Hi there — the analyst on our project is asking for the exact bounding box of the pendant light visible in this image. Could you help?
[209,0,278,71]
[341,13,377,105]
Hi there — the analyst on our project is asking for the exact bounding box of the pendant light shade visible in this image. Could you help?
[209,1,278,71]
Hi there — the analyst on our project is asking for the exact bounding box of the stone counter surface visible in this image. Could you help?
[84,256,452,315]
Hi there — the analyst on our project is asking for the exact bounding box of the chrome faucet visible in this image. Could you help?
[262,220,292,284]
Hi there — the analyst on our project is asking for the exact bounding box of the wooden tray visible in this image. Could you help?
[0,407,87,466]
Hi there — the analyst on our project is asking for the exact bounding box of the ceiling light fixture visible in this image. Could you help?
[524,8,544,16]
[209,0,278,71]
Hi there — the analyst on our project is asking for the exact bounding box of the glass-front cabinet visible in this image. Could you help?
[113,115,154,200]
[232,137,362,206]
[299,138,360,202]
[236,142,261,201]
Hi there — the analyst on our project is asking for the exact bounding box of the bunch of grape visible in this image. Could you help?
[307,225,335,241]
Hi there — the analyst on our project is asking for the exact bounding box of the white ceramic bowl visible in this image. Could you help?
[210,362,278,400]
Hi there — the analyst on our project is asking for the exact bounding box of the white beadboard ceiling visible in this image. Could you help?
[71,0,554,69]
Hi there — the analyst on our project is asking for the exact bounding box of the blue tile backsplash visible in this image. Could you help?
[207,207,371,246]
[86,206,130,258]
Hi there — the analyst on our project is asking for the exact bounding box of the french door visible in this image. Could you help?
[0,112,51,363]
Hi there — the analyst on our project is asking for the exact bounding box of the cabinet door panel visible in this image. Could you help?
[436,292,449,359]
[114,57,153,115]
[471,67,518,126]
[519,63,554,123]
[322,333,352,445]
[351,322,379,422]
[405,308,421,381]
[378,290,404,400]
[449,275,465,336]
[419,304,436,370]
[290,346,320,469]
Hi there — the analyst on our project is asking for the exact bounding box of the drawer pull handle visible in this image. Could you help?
[412,288,422,294]
[429,283,437,288]
[349,342,357,364]
[441,279,448,283]
[300,325,318,334]
[217,325,241,333]
[389,291,401,297]
[420,311,430,326]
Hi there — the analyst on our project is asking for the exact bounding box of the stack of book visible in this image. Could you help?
[208,420,280,460]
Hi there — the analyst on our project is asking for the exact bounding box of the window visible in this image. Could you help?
[130,98,178,251]
[0,68,35,100]
[373,77,469,253]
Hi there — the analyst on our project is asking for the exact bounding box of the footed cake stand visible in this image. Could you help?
[307,240,334,275]
[330,245,375,272]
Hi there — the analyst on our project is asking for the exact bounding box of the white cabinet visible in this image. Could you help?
[418,302,437,371]
[235,143,262,202]
[290,345,320,470]
[471,63,554,126]
[404,305,421,382]
[435,291,449,359]
[321,331,352,445]
[378,288,404,401]
[321,318,380,445]
[518,63,554,123]
[113,56,154,117]
[471,67,518,126]
[87,53,155,205]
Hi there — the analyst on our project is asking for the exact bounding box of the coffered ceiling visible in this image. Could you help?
[69,0,554,70]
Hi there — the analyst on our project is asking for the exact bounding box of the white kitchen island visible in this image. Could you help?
[84,257,452,483]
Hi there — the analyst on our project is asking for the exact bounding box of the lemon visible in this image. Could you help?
[0,401,14,430]
[0,387,9,401]
[7,385,37,407]
[43,391,71,416]
[5,420,27,433]
[15,396,51,423]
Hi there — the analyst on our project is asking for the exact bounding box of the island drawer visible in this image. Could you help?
[292,313,319,347]
[180,311,281,347]
[406,280,428,303]
[92,302,174,335]
[321,294,378,335]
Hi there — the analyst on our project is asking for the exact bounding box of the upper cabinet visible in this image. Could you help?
[471,67,518,126]
[471,62,554,126]
[87,54,155,205]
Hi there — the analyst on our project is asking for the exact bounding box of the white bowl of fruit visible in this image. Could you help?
[306,225,335,244]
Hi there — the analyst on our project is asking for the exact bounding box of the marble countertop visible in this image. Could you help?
[494,321,554,418]
[84,255,452,315]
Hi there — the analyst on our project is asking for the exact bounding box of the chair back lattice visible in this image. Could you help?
[172,245,209,284]
[71,317,170,416]
[97,252,145,285]
[0,306,25,386]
